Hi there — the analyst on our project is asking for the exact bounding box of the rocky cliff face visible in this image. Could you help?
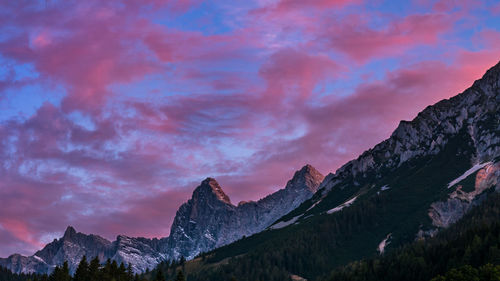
[0,165,323,274]
[0,226,166,274]
[273,61,499,246]
[429,161,500,228]
[320,61,500,192]
[111,235,167,273]
[167,165,324,259]
[166,178,237,259]
[34,226,114,272]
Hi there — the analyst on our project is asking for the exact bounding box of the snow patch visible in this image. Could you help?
[327,196,358,214]
[32,255,47,264]
[270,215,301,230]
[378,233,392,254]
[448,162,492,188]
[204,233,215,242]
[306,199,322,212]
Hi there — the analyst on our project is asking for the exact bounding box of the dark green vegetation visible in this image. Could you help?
[144,259,188,281]
[430,264,500,281]
[48,257,138,281]
[165,128,492,281]
[0,266,43,281]
[325,193,500,281]
[0,256,183,281]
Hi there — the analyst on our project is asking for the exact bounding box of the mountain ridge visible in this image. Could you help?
[0,164,323,274]
[166,164,324,260]
[164,60,499,281]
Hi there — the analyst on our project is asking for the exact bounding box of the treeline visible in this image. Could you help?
[430,264,500,281]
[324,192,500,281]
[185,194,393,281]
[154,191,500,281]
[0,256,187,281]
[144,258,189,281]
[49,257,136,281]
[0,266,42,281]
[47,256,188,281]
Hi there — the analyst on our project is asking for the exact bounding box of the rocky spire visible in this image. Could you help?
[63,226,77,239]
[192,177,232,205]
[285,164,324,192]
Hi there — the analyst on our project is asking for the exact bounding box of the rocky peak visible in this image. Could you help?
[62,226,77,239]
[285,164,324,192]
[192,177,232,205]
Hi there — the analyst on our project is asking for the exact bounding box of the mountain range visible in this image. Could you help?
[153,60,500,280]
[0,165,324,274]
[1,60,499,279]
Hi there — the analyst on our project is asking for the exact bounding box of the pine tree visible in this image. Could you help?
[74,256,89,281]
[50,262,71,281]
[175,270,185,281]
[62,261,71,281]
[49,265,59,281]
[111,260,119,278]
[118,262,127,281]
[88,257,101,281]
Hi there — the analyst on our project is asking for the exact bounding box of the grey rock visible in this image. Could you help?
[167,164,324,259]
[320,60,500,193]
[0,226,165,274]
[0,165,323,273]
[429,162,500,228]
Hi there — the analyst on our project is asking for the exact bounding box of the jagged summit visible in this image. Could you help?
[166,165,324,260]
[193,177,232,205]
[286,164,324,192]
[63,226,77,238]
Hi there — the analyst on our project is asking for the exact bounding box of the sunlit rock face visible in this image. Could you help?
[429,162,500,228]
[167,165,324,260]
[0,165,323,274]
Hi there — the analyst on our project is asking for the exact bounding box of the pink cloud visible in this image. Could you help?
[322,13,452,62]
[272,0,361,11]
[259,48,340,101]
[0,1,196,113]
[254,0,361,16]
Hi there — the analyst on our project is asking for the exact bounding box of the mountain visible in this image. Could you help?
[167,165,324,259]
[0,165,323,274]
[0,226,166,274]
[159,61,500,280]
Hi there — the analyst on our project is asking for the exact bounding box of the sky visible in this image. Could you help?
[0,0,499,257]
